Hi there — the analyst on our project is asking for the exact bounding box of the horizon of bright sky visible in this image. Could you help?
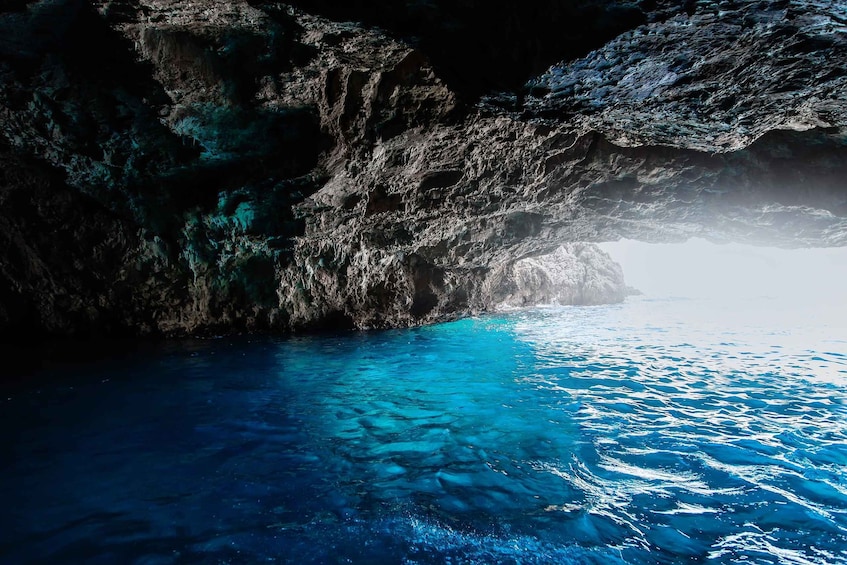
[598,238,847,302]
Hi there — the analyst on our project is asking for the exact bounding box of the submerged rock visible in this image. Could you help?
[1,0,846,336]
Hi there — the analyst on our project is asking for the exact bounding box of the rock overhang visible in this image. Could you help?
[1,0,846,336]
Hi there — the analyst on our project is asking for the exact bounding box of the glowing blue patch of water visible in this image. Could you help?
[2,297,847,563]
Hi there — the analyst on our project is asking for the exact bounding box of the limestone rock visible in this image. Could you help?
[490,244,628,309]
[1,0,847,337]
[523,0,847,152]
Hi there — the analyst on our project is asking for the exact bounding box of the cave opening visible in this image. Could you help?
[600,237,847,304]
[596,237,847,349]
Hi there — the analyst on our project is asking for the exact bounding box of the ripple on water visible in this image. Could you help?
[2,297,847,563]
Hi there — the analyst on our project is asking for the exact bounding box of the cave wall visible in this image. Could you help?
[1,0,846,337]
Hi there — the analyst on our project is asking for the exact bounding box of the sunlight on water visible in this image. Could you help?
[510,299,847,562]
[2,294,847,563]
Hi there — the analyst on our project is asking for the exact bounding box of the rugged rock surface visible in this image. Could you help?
[1,0,846,337]
[491,244,628,309]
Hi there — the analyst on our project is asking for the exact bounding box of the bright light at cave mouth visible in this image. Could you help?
[599,238,847,327]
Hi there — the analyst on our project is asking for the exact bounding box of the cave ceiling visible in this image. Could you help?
[1,0,846,335]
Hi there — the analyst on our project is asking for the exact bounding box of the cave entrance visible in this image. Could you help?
[598,238,847,328]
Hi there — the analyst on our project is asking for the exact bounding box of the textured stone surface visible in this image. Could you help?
[491,244,628,309]
[524,0,847,152]
[1,0,846,336]
[0,145,138,336]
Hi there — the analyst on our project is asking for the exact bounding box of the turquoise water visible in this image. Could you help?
[2,297,847,564]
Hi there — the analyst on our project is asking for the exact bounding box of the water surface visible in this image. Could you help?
[2,297,847,563]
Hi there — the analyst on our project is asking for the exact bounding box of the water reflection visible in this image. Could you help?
[512,298,847,562]
[2,299,846,563]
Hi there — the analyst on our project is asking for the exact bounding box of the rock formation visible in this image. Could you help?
[491,244,628,309]
[1,0,846,337]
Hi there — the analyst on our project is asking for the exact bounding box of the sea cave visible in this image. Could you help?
[2,1,847,563]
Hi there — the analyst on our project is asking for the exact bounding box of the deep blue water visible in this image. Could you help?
[2,297,847,564]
